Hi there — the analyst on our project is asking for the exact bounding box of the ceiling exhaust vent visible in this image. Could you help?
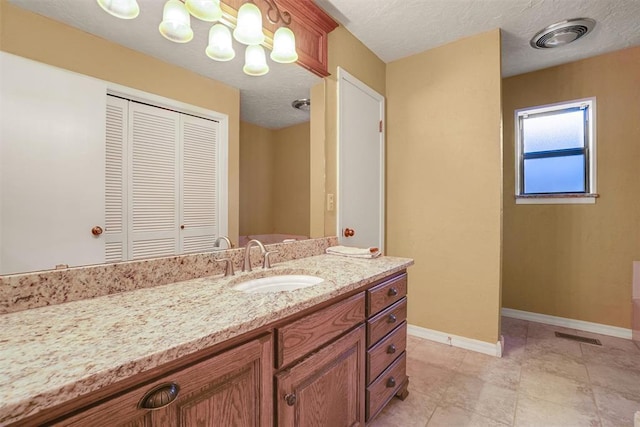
[530,18,596,49]
[292,98,311,112]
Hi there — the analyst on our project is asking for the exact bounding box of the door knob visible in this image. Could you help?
[343,228,355,237]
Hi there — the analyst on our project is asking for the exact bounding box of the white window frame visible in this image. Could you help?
[515,97,597,205]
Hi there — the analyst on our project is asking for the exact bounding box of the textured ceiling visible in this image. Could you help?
[7,0,318,129]
[317,0,640,77]
[7,0,640,129]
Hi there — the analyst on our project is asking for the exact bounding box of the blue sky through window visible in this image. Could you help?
[521,107,587,194]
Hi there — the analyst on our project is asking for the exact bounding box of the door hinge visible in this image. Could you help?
[379,120,383,132]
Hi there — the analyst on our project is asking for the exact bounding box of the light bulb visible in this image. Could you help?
[206,24,235,61]
[159,0,194,43]
[233,2,265,45]
[97,0,140,19]
[243,45,269,76]
[185,0,222,22]
[270,27,298,64]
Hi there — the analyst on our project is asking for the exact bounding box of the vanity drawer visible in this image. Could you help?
[366,352,407,421]
[367,322,407,384]
[367,297,407,347]
[276,292,365,368]
[367,273,407,316]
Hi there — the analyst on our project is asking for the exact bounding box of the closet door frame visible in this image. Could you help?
[107,84,229,244]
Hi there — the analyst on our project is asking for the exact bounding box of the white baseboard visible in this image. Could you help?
[501,308,633,339]
[408,324,503,357]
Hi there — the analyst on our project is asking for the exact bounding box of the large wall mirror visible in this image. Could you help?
[0,0,326,275]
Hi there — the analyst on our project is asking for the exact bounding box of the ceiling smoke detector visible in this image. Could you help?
[292,98,311,112]
[530,18,596,49]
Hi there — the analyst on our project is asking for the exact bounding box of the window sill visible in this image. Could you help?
[515,193,599,205]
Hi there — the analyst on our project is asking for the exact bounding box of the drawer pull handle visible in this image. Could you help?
[285,393,297,406]
[388,314,397,324]
[388,287,398,297]
[386,377,396,388]
[387,344,397,354]
[138,382,180,410]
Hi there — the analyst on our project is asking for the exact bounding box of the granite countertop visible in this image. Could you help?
[0,254,413,425]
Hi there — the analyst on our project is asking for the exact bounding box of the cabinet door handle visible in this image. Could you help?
[91,226,103,236]
[138,382,180,410]
[285,393,297,406]
[388,314,397,324]
[386,377,396,388]
[387,344,397,354]
[388,287,398,297]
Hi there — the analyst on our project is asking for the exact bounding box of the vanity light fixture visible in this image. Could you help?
[206,24,236,61]
[97,0,140,19]
[97,0,298,76]
[243,44,269,76]
[185,0,222,22]
[271,27,297,63]
[159,0,194,43]
[233,2,265,45]
[96,0,298,76]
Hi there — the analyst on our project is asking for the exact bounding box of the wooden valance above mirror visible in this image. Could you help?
[221,0,339,77]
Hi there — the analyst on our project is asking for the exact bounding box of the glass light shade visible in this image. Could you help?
[159,0,194,43]
[233,3,265,45]
[206,24,235,61]
[96,0,139,19]
[270,27,298,63]
[243,45,269,76]
[185,0,222,22]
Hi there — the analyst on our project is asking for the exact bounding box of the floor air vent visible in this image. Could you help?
[555,332,602,345]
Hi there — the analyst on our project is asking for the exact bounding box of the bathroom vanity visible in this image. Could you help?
[0,250,412,426]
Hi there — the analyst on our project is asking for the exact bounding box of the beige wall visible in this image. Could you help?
[502,46,640,328]
[324,25,387,236]
[0,1,241,243]
[239,122,274,235]
[239,121,310,237]
[386,30,503,344]
[272,122,311,235]
[309,81,326,238]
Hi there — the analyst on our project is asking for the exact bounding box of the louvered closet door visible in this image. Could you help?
[179,114,220,253]
[128,102,180,260]
[104,96,128,262]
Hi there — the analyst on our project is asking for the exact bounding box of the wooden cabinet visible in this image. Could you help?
[365,272,409,422]
[54,334,273,427]
[20,270,409,427]
[276,292,365,368]
[276,325,366,427]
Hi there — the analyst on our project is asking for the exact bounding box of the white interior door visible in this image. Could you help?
[337,68,385,250]
[0,53,106,274]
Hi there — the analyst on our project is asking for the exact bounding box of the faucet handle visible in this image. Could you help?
[263,250,279,269]
[215,258,235,277]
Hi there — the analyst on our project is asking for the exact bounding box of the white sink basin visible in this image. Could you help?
[232,275,324,293]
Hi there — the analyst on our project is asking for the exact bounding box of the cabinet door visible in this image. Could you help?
[55,334,273,427]
[276,325,365,427]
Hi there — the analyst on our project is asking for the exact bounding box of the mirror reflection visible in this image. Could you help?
[239,112,311,247]
[0,0,320,275]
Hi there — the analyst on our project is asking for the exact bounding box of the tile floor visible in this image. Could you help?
[371,317,640,427]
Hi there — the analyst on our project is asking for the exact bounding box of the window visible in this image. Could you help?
[515,98,596,204]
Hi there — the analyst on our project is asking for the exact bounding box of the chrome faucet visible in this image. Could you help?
[214,236,232,249]
[243,239,266,272]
